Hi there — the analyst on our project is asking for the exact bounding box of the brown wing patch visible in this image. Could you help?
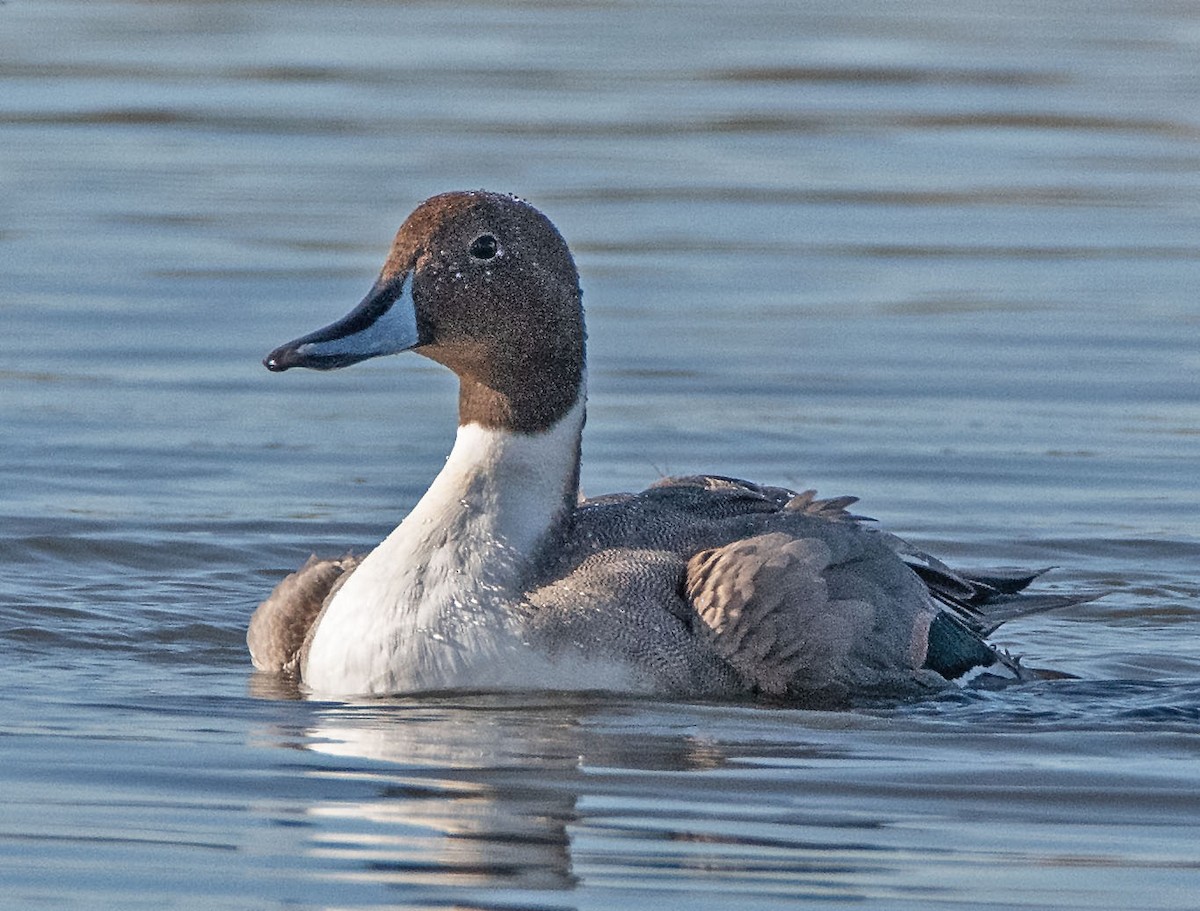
[685,532,874,695]
[247,555,360,676]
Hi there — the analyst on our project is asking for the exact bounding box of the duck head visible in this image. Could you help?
[264,190,586,433]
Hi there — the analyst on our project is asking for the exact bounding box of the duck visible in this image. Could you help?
[248,189,1090,700]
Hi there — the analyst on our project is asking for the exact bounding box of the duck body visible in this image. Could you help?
[248,190,1089,701]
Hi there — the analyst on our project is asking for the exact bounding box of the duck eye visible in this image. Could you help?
[469,234,498,260]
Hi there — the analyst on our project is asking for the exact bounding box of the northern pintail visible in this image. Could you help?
[248,190,1090,700]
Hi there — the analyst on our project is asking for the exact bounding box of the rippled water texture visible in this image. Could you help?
[1,1,1198,908]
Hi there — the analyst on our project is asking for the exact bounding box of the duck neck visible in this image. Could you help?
[428,396,583,563]
[381,390,585,592]
[302,393,586,694]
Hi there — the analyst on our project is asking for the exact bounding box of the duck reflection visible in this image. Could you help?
[261,692,734,899]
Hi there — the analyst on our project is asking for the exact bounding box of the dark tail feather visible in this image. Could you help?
[908,559,1103,634]
[957,566,1050,596]
[906,557,1104,682]
[953,590,1101,636]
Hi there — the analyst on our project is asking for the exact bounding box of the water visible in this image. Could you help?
[2,0,1198,907]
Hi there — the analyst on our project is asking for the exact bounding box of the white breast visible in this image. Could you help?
[302,400,624,696]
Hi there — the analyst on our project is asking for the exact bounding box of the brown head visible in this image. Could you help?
[265,191,586,434]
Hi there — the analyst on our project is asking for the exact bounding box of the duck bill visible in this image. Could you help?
[263,272,419,371]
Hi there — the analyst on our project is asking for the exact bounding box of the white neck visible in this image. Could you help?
[302,395,586,695]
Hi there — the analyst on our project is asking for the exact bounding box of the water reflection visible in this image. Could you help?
[235,687,1200,908]
[304,703,586,892]
[278,698,858,903]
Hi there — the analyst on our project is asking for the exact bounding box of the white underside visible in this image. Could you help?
[302,396,642,697]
